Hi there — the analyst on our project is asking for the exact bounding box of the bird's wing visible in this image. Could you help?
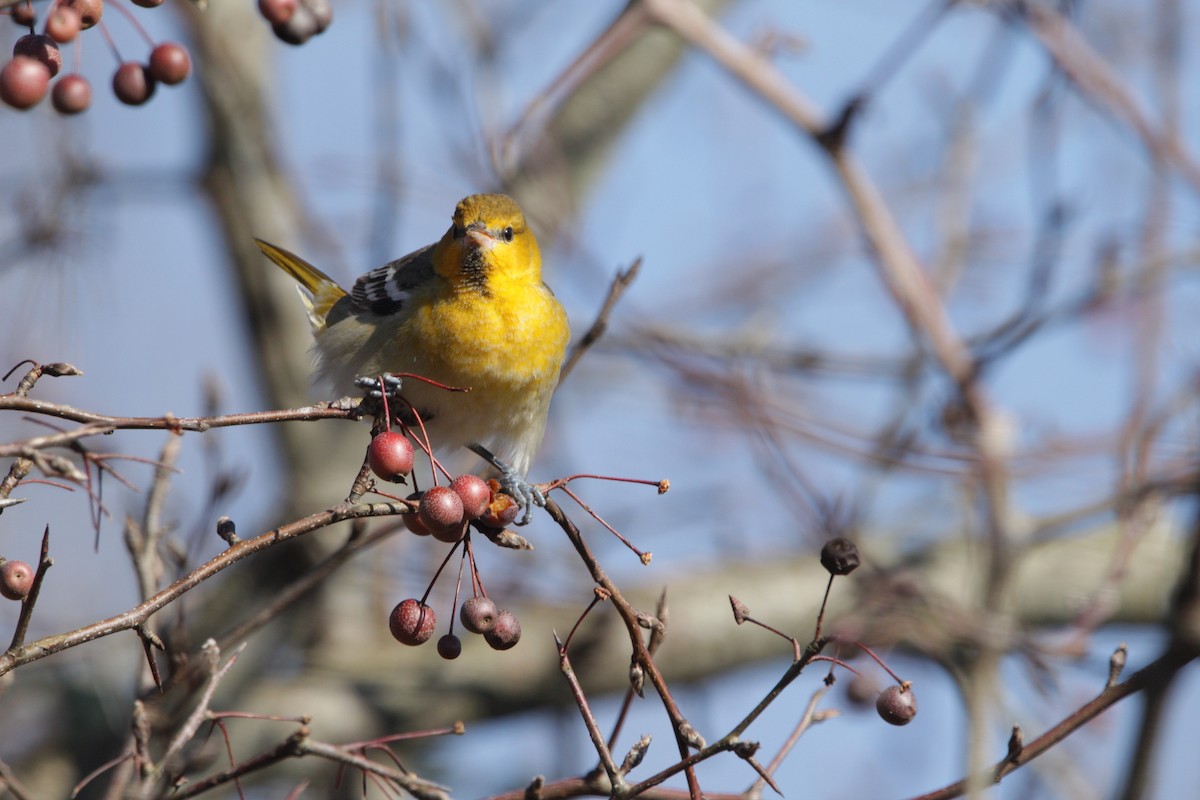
[350,243,438,315]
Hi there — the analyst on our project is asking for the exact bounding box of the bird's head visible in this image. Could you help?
[435,193,542,291]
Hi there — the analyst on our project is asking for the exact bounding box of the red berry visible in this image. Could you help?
[11,2,36,27]
[258,0,297,25]
[402,491,431,536]
[0,56,49,109]
[112,62,155,106]
[419,486,465,542]
[62,0,102,30]
[484,609,521,651]
[459,596,498,634]
[436,633,462,660]
[479,489,519,528]
[388,598,436,646]
[14,34,60,77]
[451,474,491,521]
[367,431,414,482]
[0,560,34,601]
[876,682,918,726]
[147,42,190,85]
[51,73,90,114]
[44,7,81,43]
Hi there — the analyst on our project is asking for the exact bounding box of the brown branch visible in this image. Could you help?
[0,395,366,432]
[1015,0,1200,193]
[0,501,408,677]
[6,525,52,652]
[559,257,643,384]
[908,643,1200,800]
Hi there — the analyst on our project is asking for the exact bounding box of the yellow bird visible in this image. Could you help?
[255,194,570,520]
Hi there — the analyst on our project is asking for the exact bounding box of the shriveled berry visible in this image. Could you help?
[876,682,917,726]
[131,0,165,6]
[459,595,497,634]
[11,2,35,27]
[484,609,521,650]
[419,485,465,541]
[479,488,519,528]
[388,598,436,646]
[437,633,462,660]
[820,537,860,576]
[0,560,34,601]
[112,62,155,106]
[147,42,190,85]
[45,7,81,44]
[51,73,90,114]
[367,431,413,482]
[258,0,297,25]
[402,491,431,536]
[0,56,49,109]
[14,34,60,77]
[62,0,102,29]
[451,474,490,521]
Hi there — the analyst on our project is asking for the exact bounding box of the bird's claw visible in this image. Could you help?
[500,473,545,526]
[355,373,403,399]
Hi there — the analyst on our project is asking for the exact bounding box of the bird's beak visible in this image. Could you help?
[465,224,496,252]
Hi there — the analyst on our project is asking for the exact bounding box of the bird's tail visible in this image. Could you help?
[254,238,347,332]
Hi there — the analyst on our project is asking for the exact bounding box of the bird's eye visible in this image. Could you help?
[502,226,514,243]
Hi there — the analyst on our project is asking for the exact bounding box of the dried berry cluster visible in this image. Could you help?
[367,428,525,660]
[1,0,331,114]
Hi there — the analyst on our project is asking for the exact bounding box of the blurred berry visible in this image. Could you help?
[147,42,190,85]
[258,0,297,25]
[0,56,49,109]
[45,7,81,43]
[14,34,60,77]
[51,73,90,114]
[11,1,35,27]
[63,0,102,30]
[112,62,155,106]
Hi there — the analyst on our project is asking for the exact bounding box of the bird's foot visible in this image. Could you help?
[469,444,544,525]
[355,373,403,399]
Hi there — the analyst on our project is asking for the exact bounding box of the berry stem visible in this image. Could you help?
[465,537,488,599]
[96,19,122,64]
[417,537,463,606]
[813,573,834,640]
[839,639,905,686]
[376,376,392,431]
[105,0,157,48]
[559,485,650,563]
